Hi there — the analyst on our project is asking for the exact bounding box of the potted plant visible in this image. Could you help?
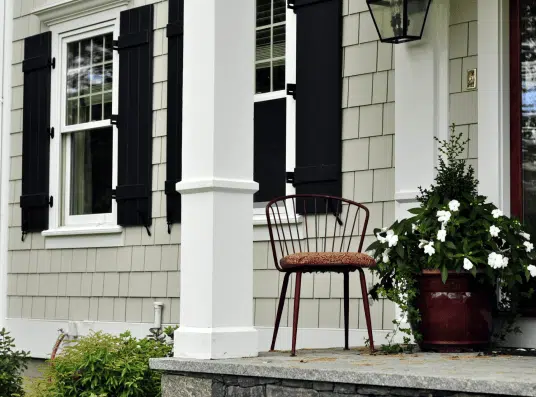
[367,128,536,351]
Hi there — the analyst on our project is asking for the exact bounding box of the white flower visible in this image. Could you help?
[528,265,536,278]
[488,252,509,269]
[376,233,387,244]
[448,200,460,212]
[524,241,534,253]
[382,249,390,264]
[412,223,418,232]
[463,258,474,271]
[437,210,451,224]
[423,241,435,256]
[520,232,531,241]
[418,239,428,249]
[489,225,500,238]
[377,230,399,247]
[437,229,447,243]
[492,209,503,219]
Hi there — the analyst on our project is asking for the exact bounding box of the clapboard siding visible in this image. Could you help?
[7,0,395,334]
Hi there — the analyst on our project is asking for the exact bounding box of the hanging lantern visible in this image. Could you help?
[366,0,433,44]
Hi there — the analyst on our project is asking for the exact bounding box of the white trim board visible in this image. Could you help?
[0,0,13,328]
[5,318,394,359]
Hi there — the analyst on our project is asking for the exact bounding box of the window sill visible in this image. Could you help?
[253,212,302,241]
[42,225,124,249]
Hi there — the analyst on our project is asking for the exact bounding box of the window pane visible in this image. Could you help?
[91,94,103,122]
[255,0,286,93]
[256,28,271,62]
[70,127,113,215]
[92,36,104,64]
[256,0,271,27]
[91,65,103,93]
[273,59,285,92]
[79,97,90,124]
[67,99,78,125]
[103,92,113,120]
[256,63,271,94]
[65,33,114,125]
[273,0,286,23]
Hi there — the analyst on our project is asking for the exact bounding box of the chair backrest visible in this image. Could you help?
[265,194,370,271]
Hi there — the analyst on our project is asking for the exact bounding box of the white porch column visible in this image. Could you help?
[477,0,510,213]
[394,0,449,323]
[394,0,450,218]
[174,0,258,359]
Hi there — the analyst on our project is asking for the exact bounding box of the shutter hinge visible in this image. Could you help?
[111,189,117,200]
[49,196,53,208]
[112,40,119,51]
[287,0,295,10]
[286,171,295,185]
[50,57,56,69]
[48,127,54,139]
[110,115,119,126]
[287,83,296,99]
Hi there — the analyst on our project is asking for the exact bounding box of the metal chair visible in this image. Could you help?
[266,194,376,356]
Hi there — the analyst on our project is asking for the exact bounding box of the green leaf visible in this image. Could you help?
[445,241,456,250]
[396,243,404,258]
[407,208,422,215]
[441,265,448,283]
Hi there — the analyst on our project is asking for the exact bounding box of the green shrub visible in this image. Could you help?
[27,330,173,397]
[0,328,29,397]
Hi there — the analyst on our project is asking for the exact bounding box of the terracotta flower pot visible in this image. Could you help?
[415,270,494,351]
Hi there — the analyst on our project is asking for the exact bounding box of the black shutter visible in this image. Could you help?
[114,5,154,228]
[20,32,53,233]
[254,99,287,202]
[165,0,184,225]
[292,0,342,210]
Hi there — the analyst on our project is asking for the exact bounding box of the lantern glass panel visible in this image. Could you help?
[407,0,429,37]
[368,0,402,42]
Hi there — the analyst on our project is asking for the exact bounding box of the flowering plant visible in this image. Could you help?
[367,128,536,343]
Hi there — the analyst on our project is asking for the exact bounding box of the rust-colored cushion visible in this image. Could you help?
[280,252,376,270]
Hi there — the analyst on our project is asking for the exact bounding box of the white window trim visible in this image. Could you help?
[253,5,297,225]
[43,6,126,249]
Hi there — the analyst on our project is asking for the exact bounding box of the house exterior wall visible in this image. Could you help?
[6,0,396,347]
[449,0,478,169]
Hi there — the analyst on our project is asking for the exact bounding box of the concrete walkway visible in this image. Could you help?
[151,349,536,396]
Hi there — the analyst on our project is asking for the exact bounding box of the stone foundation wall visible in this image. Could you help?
[162,373,499,397]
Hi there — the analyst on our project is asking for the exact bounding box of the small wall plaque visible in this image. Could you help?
[467,68,477,90]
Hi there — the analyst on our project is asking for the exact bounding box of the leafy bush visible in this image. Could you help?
[367,127,536,344]
[27,330,173,397]
[0,328,29,397]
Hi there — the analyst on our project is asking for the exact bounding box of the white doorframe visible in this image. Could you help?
[0,0,13,329]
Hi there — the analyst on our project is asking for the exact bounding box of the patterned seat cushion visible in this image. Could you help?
[280,252,376,270]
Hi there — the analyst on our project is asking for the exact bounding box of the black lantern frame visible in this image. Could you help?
[366,0,433,44]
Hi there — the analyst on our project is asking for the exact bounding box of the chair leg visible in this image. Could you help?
[358,268,375,352]
[271,273,290,351]
[291,272,302,357]
[343,271,350,350]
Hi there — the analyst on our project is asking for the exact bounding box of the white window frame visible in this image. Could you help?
[59,26,118,227]
[253,4,297,223]
[41,6,126,248]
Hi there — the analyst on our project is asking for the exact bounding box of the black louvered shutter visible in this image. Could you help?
[292,0,342,211]
[20,32,53,233]
[114,5,154,228]
[165,0,184,226]
[254,99,287,202]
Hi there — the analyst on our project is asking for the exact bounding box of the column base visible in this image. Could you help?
[174,326,258,360]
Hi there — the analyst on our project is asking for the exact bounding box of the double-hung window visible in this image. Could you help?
[48,12,121,233]
[253,0,296,219]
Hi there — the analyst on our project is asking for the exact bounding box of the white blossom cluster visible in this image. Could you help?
[375,200,536,278]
